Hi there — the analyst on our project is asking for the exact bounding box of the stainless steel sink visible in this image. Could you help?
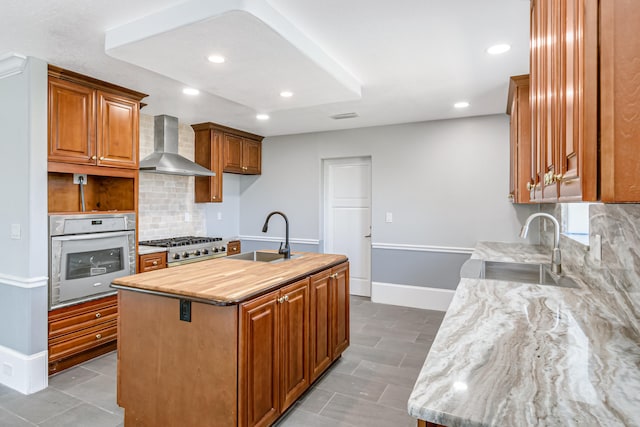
[460,259,578,288]
[226,251,300,263]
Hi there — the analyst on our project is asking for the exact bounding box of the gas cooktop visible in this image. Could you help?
[139,236,222,247]
[139,236,227,265]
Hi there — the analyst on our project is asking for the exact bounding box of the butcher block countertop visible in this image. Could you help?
[111,251,347,305]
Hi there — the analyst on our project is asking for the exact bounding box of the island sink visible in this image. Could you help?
[226,251,301,263]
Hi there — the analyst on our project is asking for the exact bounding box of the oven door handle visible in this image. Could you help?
[51,230,134,241]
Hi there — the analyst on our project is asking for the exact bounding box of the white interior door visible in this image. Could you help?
[323,157,371,297]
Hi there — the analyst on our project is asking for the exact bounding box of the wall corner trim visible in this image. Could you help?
[0,274,48,289]
[372,242,473,254]
[0,345,47,395]
[0,52,27,79]
[371,282,454,312]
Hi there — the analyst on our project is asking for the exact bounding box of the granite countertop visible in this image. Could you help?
[138,245,169,255]
[112,252,347,305]
[408,241,640,427]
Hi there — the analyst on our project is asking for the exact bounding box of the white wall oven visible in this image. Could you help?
[49,213,136,310]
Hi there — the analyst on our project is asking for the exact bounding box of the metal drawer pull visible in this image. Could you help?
[152,261,158,266]
[278,297,284,303]
[284,295,289,301]
[330,273,339,279]
[95,334,102,340]
[95,313,101,318]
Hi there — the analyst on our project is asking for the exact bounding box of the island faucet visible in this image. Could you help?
[262,211,290,259]
[520,212,561,274]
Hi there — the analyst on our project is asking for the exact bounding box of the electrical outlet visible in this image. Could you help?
[385,212,393,223]
[179,299,191,322]
[217,211,222,220]
[591,234,602,263]
[184,212,191,222]
[73,173,87,185]
[3,362,13,376]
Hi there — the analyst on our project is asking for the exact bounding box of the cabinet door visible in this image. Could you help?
[331,263,350,359]
[48,77,95,165]
[96,91,139,169]
[239,290,280,427]
[194,128,224,203]
[242,139,262,174]
[223,134,244,173]
[558,0,598,202]
[309,269,332,382]
[279,279,309,411]
[507,75,531,204]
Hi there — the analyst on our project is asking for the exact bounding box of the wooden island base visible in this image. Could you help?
[116,258,349,427]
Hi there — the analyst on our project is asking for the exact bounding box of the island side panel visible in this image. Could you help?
[117,290,238,426]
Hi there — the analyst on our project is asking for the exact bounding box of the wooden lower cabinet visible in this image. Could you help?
[227,240,241,255]
[48,295,118,375]
[417,421,446,427]
[137,251,167,273]
[309,261,350,381]
[239,278,310,427]
[118,262,349,427]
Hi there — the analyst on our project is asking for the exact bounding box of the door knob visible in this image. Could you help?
[364,234,371,238]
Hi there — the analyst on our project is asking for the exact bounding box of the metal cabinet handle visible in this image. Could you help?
[99,156,105,160]
[278,297,284,303]
[330,273,339,279]
[91,155,97,160]
[95,312,101,318]
[212,196,217,200]
[95,334,102,340]
[284,295,289,301]
[152,261,158,266]
[364,234,371,238]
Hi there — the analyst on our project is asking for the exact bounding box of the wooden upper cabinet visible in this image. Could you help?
[529,0,639,203]
[223,133,262,175]
[192,123,225,203]
[48,78,95,165]
[96,91,139,168]
[507,75,531,204]
[599,0,640,202]
[47,66,146,170]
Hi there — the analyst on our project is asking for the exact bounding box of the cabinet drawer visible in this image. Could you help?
[49,320,117,362]
[227,240,241,255]
[139,252,167,272]
[49,297,117,338]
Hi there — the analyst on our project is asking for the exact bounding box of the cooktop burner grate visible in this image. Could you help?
[139,236,223,247]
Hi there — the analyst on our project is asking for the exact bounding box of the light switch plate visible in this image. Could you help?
[10,224,20,239]
[385,212,393,223]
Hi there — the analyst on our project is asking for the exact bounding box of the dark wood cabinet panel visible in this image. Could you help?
[239,290,280,427]
[279,279,310,411]
[96,91,139,169]
[507,75,532,204]
[138,252,167,273]
[48,295,118,375]
[48,77,95,165]
[227,240,241,255]
[193,124,224,203]
[224,133,244,174]
[242,139,262,175]
[309,269,332,382]
[331,262,350,359]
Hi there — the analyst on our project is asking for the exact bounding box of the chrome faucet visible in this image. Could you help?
[520,213,561,274]
[262,211,290,259]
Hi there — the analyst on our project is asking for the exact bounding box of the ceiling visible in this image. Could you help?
[1,0,531,137]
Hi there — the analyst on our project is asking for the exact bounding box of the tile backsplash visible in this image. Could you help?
[138,114,207,240]
[540,203,640,335]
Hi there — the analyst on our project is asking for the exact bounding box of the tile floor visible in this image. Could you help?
[0,296,444,427]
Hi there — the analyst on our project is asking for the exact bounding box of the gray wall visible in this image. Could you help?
[211,115,538,290]
[0,57,48,354]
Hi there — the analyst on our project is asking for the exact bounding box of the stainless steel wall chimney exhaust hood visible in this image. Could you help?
[139,115,215,176]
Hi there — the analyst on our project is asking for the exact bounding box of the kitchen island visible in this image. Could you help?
[112,251,349,427]
[408,242,640,427]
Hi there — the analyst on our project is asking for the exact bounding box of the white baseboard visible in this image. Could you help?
[0,345,47,394]
[350,280,371,297]
[371,282,454,312]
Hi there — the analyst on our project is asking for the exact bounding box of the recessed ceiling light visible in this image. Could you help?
[454,101,470,109]
[207,55,225,64]
[487,44,511,55]
[182,87,200,96]
[280,91,293,98]
[256,114,270,120]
